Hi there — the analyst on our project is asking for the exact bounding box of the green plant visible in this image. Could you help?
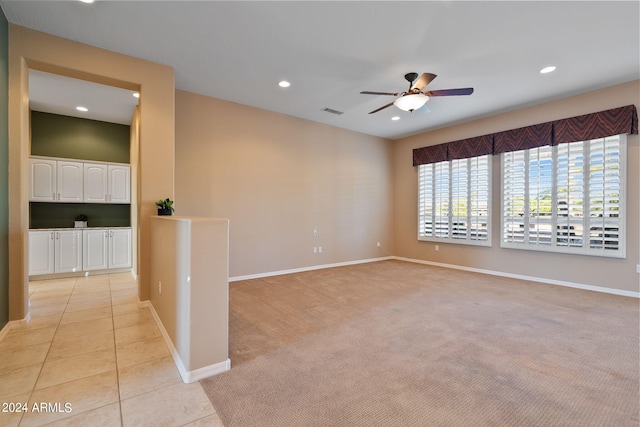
[75,214,88,221]
[155,198,174,211]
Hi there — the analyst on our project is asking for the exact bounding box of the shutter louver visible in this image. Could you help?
[503,151,526,244]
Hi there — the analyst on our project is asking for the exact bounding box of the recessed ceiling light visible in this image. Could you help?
[540,66,557,74]
[133,92,140,99]
[391,116,400,121]
[76,106,88,112]
[278,80,291,88]
[78,0,95,3]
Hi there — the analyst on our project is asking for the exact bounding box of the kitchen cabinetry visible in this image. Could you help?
[29,158,83,202]
[55,230,83,273]
[84,163,130,203]
[28,230,54,275]
[29,229,82,275]
[30,156,130,203]
[83,228,132,271]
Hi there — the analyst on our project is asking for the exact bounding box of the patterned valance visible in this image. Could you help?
[447,135,494,160]
[413,104,638,165]
[413,143,447,166]
[553,105,638,145]
[493,122,553,154]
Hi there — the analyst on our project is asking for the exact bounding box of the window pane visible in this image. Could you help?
[418,155,491,246]
[502,135,624,258]
[503,151,525,244]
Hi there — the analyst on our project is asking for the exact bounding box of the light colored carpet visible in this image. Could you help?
[200,260,639,426]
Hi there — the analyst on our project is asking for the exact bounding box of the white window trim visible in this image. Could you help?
[418,156,492,247]
[500,135,626,258]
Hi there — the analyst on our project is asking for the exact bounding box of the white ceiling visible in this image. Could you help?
[2,1,639,139]
[29,70,139,125]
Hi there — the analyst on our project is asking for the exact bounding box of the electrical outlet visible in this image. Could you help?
[313,229,318,237]
[435,245,439,251]
[313,247,317,254]
[377,241,381,247]
[318,246,323,253]
[158,281,162,295]
[637,264,640,274]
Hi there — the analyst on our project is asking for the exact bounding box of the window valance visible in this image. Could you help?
[447,135,494,160]
[553,105,638,145]
[412,135,492,166]
[413,104,637,165]
[413,143,447,166]
[493,122,553,154]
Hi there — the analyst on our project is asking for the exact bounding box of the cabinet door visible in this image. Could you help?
[57,161,84,202]
[29,230,55,275]
[29,159,57,202]
[108,165,130,203]
[83,163,108,203]
[109,228,132,269]
[83,229,109,271]
[55,230,83,273]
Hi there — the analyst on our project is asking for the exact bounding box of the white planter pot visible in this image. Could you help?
[74,221,88,228]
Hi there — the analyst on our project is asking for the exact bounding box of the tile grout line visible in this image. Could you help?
[109,275,126,427]
[18,277,77,427]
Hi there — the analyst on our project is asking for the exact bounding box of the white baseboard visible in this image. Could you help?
[229,256,394,282]
[393,256,640,298]
[145,301,231,383]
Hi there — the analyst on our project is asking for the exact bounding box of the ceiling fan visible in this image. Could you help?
[361,72,474,114]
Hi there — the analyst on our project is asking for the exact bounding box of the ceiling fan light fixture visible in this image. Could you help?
[393,93,429,112]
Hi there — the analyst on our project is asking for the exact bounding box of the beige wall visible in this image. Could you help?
[8,25,174,319]
[393,81,640,293]
[175,90,394,278]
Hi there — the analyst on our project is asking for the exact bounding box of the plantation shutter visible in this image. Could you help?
[469,155,490,241]
[555,141,584,248]
[587,136,622,252]
[502,150,526,244]
[418,164,434,238]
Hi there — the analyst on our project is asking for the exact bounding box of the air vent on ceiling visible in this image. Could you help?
[321,107,344,115]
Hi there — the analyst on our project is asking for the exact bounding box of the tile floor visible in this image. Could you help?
[0,273,224,427]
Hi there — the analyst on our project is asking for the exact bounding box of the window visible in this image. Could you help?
[418,155,491,246]
[501,135,625,257]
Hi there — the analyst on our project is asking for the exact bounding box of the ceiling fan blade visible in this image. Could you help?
[411,73,437,92]
[425,88,474,97]
[360,91,401,96]
[368,101,395,114]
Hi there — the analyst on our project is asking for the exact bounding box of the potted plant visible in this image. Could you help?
[156,198,174,216]
[74,214,88,228]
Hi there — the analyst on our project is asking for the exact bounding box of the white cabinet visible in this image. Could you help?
[54,230,83,273]
[29,230,55,275]
[83,163,130,203]
[57,161,84,202]
[83,228,132,271]
[30,157,129,203]
[108,165,130,203]
[29,230,82,275]
[83,229,109,271]
[83,163,108,203]
[29,159,57,202]
[30,159,84,202]
[110,228,132,269]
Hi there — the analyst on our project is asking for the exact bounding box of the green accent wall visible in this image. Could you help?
[30,203,131,229]
[30,111,131,230]
[1,7,9,330]
[31,111,130,163]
